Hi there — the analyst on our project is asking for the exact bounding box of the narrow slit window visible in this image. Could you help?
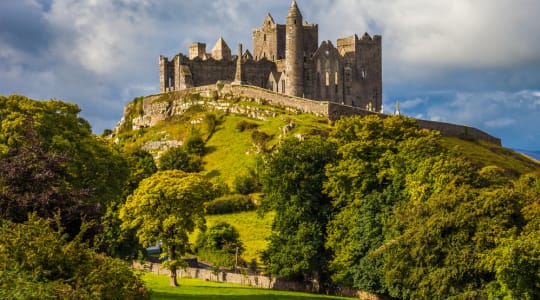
[325,72,330,87]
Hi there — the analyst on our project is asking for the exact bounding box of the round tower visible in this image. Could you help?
[285,0,304,97]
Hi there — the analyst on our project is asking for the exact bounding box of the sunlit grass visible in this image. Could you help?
[142,272,355,300]
[441,137,540,175]
[189,211,274,264]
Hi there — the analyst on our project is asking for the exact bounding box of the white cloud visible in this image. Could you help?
[422,90,540,148]
[44,0,156,75]
[1,0,540,147]
[484,118,516,129]
[400,97,426,109]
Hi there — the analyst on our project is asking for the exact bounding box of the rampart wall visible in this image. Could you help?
[129,83,501,146]
[223,84,501,145]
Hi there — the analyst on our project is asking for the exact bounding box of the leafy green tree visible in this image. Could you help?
[120,170,215,287]
[97,149,158,259]
[486,174,540,299]
[124,149,158,196]
[0,95,128,235]
[158,146,202,172]
[184,134,206,156]
[259,136,337,288]
[233,173,257,195]
[0,214,149,299]
[325,115,435,295]
[382,164,523,299]
[195,222,245,269]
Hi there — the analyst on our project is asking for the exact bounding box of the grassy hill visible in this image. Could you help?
[115,92,540,265]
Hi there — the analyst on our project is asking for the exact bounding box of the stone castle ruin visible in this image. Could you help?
[155,1,501,146]
[159,0,382,111]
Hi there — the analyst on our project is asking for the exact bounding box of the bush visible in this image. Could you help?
[205,194,255,215]
[158,147,202,172]
[0,215,150,299]
[233,174,257,195]
[184,134,206,156]
[236,120,259,132]
[195,222,245,269]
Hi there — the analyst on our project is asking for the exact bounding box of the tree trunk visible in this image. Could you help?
[168,245,178,287]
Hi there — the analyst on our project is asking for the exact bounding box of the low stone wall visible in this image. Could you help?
[129,83,501,146]
[416,119,501,145]
[226,84,329,117]
[327,102,502,145]
[132,262,361,298]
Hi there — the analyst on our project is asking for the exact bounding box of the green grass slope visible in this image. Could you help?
[142,273,354,300]
[117,93,540,267]
[441,137,540,176]
[116,96,331,185]
[189,211,274,264]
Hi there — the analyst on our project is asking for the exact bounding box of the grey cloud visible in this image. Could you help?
[424,90,540,148]
[1,0,539,148]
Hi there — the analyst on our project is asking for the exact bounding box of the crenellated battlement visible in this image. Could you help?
[159,0,382,111]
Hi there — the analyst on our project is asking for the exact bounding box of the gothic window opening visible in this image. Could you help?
[361,68,367,79]
[325,72,330,87]
[264,34,266,42]
[281,80,285,93]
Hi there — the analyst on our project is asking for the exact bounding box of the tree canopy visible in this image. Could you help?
[259,115,540,299]
[120,170,215,286]
[259,136,337,287]
[0,95,128,236]
[0,214,149,299]
[195,222,245,269]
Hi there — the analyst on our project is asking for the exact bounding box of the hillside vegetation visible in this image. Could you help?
[116,94,540,258]
[2,94,539,298]
[115,93,538,185]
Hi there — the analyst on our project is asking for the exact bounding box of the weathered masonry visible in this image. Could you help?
[159,0,382,112]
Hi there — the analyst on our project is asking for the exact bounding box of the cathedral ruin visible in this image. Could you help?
[159,0,382,111]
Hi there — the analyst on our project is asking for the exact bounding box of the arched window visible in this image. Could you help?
[325,72,330,87]
[335,72,339,93]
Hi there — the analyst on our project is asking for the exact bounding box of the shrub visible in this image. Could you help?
[0,215,150,299]
[195,222,244,269]
[184,134,206,156]
[205,194,255,215]
[236,120,259,132]
[158,147,202,172]
[233,174,257,195]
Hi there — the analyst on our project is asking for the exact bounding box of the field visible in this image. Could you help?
[190,210,274,263]
[142,272,355,300]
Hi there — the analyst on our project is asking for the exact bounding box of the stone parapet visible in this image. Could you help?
[127,83,501,146]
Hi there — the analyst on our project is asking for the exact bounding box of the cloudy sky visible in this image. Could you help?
[1,0,539,150]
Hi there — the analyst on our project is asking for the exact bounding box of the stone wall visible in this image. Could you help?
[225,84,329,116]
[125,83,501,146]
[327,102,501,145]
[132,262,361,298]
